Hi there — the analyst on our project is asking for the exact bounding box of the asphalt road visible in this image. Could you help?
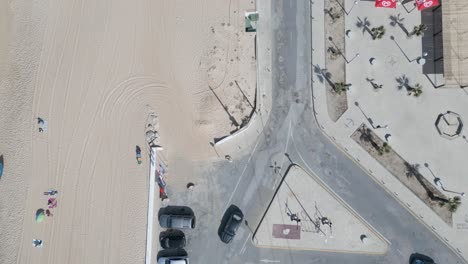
[166,0,466,263]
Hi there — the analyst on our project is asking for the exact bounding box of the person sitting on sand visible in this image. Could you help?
[32,239,43,248]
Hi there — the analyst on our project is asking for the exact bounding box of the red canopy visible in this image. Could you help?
[375,0,397,8]
[415,0,440,11]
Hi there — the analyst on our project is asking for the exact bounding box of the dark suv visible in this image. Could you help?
[219,205,244,244]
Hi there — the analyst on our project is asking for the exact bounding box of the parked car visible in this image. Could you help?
[409,253,435,264]
[157,249,189,264]
[219,205,244,243]
[160,229,186,249]
[157,255,189,264]
[159,214,195,229]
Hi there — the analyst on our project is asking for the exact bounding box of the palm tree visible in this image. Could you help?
[378,142,391,155]
[359,127,374,144]
[408,83,423,97]
[411,24,427,37]
[447,196,462,212]
[356,17,372,36]
[359,126,381,151]
[324,7,342,22]
[371,26,386,40]
[333,82,351,94]
[404,162,420,178]
[327,46,341,60]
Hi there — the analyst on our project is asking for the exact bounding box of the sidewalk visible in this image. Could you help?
[256,165,389,254]
[311,0,468,262]
[214,0,273,158]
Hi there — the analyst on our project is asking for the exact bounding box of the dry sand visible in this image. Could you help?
[0,0,256,263]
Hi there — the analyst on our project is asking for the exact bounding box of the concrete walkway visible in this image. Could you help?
[311,0,468,261]
[256,165,389,254]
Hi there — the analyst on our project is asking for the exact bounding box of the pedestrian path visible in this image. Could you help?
[256,165,389,254]
[310,0,468,261]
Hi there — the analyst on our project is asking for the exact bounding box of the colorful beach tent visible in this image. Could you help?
[415,0,439,11]
[375,0,397,8]
[48,198,57,209]
[0,155,3,177]
[36,209,45,223]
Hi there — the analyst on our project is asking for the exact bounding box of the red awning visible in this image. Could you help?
[415,0,440,11]
[375,0,397,8]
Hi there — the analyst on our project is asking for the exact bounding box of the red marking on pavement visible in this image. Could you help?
[272,224,301,240]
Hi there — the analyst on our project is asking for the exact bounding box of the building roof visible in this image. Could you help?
[442,1,468,87]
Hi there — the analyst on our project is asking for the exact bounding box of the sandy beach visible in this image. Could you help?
[0,0,256,263]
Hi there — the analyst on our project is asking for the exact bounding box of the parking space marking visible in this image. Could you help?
[240,233,251,255]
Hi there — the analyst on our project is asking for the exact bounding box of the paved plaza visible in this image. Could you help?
[312,0,468,260]
[256,165,388,254]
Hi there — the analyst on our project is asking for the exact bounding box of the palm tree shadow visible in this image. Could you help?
[356,17,373,37]
[404,162,447,203]
[389,14,409,36]
[359,126,380,151]
[313,65,334,89]
[396,75,410,91]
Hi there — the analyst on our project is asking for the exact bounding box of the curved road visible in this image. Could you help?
[170,1,466,263]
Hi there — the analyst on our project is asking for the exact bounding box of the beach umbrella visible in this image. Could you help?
[36,209,45,223]
[375,0,397,8]
[415,0,439,11]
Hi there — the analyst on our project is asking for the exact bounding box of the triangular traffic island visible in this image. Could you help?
[255,165,389,254]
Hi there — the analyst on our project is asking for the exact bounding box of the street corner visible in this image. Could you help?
[254,165,389,255]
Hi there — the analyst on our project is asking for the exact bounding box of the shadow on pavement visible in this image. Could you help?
[158,206,195,218]
[157,248,188,259]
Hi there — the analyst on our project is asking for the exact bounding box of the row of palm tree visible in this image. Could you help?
[358,16,426,40]
[389,14,427,37]
[405,162,462,212]
[358,126,462,212]
[359,126,392,155]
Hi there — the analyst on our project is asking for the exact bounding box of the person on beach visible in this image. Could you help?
[45,209,53,217]
[37,117,48,132]
[38,118,44,132]
[32,239,43,248]
[44,189,58,195]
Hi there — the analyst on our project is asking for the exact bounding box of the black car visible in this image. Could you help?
[219,205,244,244]
[160,229,186,249]
[409,253,435,264]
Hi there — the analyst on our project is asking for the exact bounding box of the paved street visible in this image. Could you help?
[167,0,466,263]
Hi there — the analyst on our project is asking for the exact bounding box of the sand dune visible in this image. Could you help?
[1,0,256,263]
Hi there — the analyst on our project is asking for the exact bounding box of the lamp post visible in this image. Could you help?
[348,1,359,14]
[417,52,428,65]
[427,164,465,197]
